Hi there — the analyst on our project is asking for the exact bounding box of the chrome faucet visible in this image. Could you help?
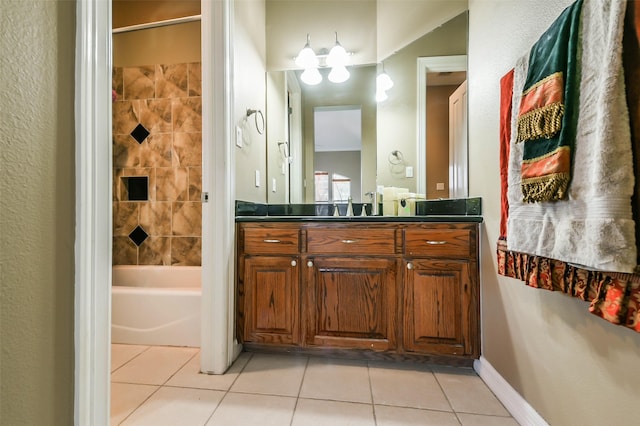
[365,191,379,215]
[346,197,354,217]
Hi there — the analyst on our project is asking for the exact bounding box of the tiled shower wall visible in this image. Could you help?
[112,62,202,266]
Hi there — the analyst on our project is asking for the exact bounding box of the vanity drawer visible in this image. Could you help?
[306,228,396,255]
[404,228,471,258]
[243,227,300,255]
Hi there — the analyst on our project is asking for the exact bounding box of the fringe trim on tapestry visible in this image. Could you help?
[516,102,565,142]
[521,172,570,202]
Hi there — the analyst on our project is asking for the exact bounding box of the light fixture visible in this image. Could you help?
[328,65,350,83]
[295,32,352,85]
[375,89,388,102]
[300,67,322,85]
[375,62,394,102]
[295,34,319,69]
[326,32,349,67]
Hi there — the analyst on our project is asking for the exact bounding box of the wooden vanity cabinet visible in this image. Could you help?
[402,225,480,358]
[237,223,301,345]
[237,221,480,362]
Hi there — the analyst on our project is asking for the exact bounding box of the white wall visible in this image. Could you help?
[469,1,640,424]
[234,0,268,203]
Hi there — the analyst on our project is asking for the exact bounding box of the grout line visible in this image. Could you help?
[432,369,463,425]
[110,344,152,374]
[366,361,378,426]
[289,355,310,426]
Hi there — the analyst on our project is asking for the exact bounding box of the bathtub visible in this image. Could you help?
[111,265,201,347]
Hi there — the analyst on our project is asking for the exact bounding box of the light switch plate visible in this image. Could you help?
[235,126,243,148]
[405,166,413,178]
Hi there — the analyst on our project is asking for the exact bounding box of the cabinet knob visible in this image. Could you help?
[307,260,314,268]
[407,262,413,270]
[291,260,297,267]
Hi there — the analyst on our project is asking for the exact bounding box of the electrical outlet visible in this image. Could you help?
[436,182,445,191]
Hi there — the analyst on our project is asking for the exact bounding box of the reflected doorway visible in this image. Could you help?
[313,106,363,202]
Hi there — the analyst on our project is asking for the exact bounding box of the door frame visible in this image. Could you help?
[416,55,467,195]
[73,0,236,424]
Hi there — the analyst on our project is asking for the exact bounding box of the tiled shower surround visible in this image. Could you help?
[112,62,202,266]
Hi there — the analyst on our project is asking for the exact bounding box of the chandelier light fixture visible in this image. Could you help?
[295,32,351,85]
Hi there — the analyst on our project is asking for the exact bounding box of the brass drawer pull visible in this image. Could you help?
[263,239,281,243]
[341,239,358,244]
[425,240,447,245]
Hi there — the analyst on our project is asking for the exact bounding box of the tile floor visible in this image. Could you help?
[111,344,519,426]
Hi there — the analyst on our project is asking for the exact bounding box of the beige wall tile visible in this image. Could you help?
[188,167,202,201]
[113,100,138,135]
[156,63,188,98]
[172,201,202,236]
[113,236,138,265]
[113,202,140,237]
[124,65,155,100]
[140,133,172,168]
[188,62,202,96]
[173,132,202,167]
[139,202,172,236]
[156,167,188,201]
[171,237,201,266]
[113,134,140,168]
[112,67,123,100]
[172,97,202,132]
[139,237,171,265]
[140,99,172,134]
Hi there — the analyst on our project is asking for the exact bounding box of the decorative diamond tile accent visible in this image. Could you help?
[130,123,150,144]
[128,225,149,247]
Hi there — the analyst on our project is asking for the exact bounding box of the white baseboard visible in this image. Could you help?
[474,356,549,426]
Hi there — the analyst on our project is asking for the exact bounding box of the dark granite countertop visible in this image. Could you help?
[235,215,483,223]
[235,198,483,223]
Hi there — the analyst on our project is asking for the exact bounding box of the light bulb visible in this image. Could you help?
[326,32,349,67]
[328,65,350,83]
[376,72,394,91]
[295,34,319,69]
[375,89,388,102]
[300,68,322,85]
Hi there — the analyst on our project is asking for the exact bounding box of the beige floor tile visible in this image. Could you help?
[120,386,224,426]
[375,405,461,426]
[111,344,149,372]
[230,353,307,397]
[299,357,372,403]
[206,392,297,426]
[166,351,251,390]
[111,345,198,385]
[433,367,510,416]
[110,382,158,426]
[457,413,520,426]
[369,362,452,412]
[291,398,375,426]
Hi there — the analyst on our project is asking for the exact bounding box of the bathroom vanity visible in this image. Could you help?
[236,204,482,366]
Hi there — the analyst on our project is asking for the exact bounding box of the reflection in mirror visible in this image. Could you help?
[264,10,468,204]
[314,106,362,203]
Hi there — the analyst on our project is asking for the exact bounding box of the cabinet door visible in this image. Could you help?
[305,257,397,351]
[243,256,300,345]
[403,259,478,357]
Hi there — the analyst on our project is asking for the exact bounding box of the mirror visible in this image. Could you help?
[262,2,468,204]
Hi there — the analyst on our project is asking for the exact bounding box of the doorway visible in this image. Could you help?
[74,1,236,424]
